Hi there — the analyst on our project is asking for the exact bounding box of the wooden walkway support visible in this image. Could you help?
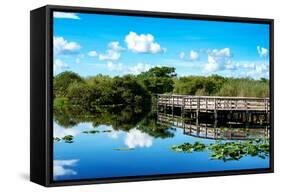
[157,113,270,140]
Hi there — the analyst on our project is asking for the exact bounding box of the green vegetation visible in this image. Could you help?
[54,68,269,114]
[173,75,269,97]
[82,130,112,134]
[113,148,135,151]
[62,135,74,143]
[171,139,269,161]
[82,130,100,134]
[53,137,61,142]
[171,142,207,153]
[209,139,269,161]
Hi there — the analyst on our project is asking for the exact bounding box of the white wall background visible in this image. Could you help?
[0,0,279,191]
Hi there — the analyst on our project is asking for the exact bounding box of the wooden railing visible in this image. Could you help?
[157,94,270,112]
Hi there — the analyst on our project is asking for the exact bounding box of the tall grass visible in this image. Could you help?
[216,78,269,97]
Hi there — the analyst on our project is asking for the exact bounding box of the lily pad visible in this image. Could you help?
[113,147,135,151]
[83,130,100,134]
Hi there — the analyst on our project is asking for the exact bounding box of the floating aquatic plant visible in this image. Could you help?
[171,139,269,161]
[102,130,112,133]
[53,137,61,142]
[113,147,135,151]
[82,130,112,134]
[171,142,206,153]
[62,135,74,143]
[82,130,100,134]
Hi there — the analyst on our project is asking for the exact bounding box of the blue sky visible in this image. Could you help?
[53,11,270,79]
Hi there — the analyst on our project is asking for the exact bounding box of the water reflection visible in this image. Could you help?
[125,129,153,148]
[54,105,270,142]
[53,105,270,180]
[157,113,269,140]
[53,159,79,178]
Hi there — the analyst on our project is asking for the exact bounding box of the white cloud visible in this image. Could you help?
[125,129,153,148]
[257,46,269,58]
[189,50,199,61]
[107,61,123,71]
[54,59,68,73]
[179,52,185,59]
[54,36,81,55]
[54,12,80,19]
[179,50,199,61]
[221,61,269,79]
[53,124,80,139]
[108,41,125,51]
[99,41,124,61]
[210,48,231,57]
[203,56,220,73]
[88,51,97,57]
[125,32,164,54]
[203,48,232,73]
[99,50,121,61]
[53,159,79,177]
[129,63,153,75]
[245,63,269,79]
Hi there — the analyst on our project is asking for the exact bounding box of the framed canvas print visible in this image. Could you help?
[30,5,274,187]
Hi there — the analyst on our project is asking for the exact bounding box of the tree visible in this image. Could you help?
[54,71,83,97]
[140,66,177,78]
[111,75,151,105]
[137,67,176,94]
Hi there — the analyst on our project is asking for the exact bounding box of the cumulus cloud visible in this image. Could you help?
[203,56,220,73]
[203,48,232,73]
[54,36,81,55]
[54,59,68,73]
[88,51,97,57]
[125,129,153,148]
[257,46,269,58]
[125,32,165,54]
[54,12,80,19]
[53,159,79,177]
[99,41,124,61]
[129,63,153,75]
[107,61,123,71]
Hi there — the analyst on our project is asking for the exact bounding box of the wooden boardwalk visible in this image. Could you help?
[157,94,270,112]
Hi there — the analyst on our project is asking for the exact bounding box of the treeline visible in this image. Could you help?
[174,75,269,97]
[54,67,269,112]
[54,67,176,112]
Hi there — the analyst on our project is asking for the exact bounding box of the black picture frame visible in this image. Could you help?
[30,4,274,187]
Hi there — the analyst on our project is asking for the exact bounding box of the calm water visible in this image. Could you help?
[53,110,270,181]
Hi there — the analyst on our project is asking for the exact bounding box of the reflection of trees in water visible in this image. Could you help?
[54,105,147,129]
[137,111,175,138]
[54,103,175,139]
[156,112,270,140]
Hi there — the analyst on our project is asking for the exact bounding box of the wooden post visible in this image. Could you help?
[181,97,185,118]
[172,95,174,117]
[196,97,200,126]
